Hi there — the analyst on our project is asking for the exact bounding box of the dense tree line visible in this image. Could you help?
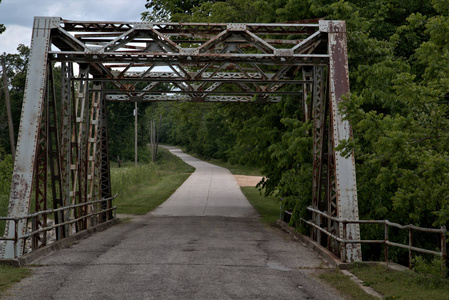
[141,0,449,262]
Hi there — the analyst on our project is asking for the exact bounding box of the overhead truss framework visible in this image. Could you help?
[1,17,361,261]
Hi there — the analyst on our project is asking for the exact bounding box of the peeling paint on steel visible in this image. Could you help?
[2,17,52,258]
[327,20,362,262]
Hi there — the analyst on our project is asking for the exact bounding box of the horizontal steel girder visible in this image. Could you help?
[49,53,329,65]
[62,21,320,35]
[105,94,281,103]
[70,71,312,84]
[96,90,301,95]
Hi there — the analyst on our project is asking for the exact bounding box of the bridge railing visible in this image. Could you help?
[0,196,117,258]
[295,207,447,273]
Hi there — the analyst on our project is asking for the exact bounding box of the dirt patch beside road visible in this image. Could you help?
[234,175,263,187]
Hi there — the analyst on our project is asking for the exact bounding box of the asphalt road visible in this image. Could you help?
[2,147,343,300]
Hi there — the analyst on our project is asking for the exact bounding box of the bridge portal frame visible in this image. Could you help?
[2,17,361,262]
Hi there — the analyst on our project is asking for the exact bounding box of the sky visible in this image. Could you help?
[0,0,148,54]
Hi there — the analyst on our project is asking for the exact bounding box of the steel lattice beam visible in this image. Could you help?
[1,17,361,263]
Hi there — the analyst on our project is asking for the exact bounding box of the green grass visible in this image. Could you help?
[350,263,449,300]
[0,266,32,294]
[111,147,194,215]
[319,263,449,300]
[319,270,378,300]
[113,173,191,214]
[241,187,280,224]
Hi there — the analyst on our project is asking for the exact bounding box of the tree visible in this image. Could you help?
[0,45,30,154]
[142,0,225,21]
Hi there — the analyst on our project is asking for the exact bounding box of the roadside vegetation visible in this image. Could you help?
[352,263,449,299]
[111,147,194,215]
[0,266,32,294]
[241,187,279,224]
[0,153,13,235]
[319,270,378,300]
[321,263,449,300]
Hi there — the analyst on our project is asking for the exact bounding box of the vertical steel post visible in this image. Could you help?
[86,83,102,227]
[33,75,49,249]
[72,66,89,231]
[47,65,64,240]
[60,62,73,237]
[1,17,60,259]
[302,68,313,123]
[99,90,112,221]
[311,65,326,245]
[320,20,362,262]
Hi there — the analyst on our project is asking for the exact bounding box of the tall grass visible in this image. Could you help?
[111,163,158,198]
[111,147,194,214]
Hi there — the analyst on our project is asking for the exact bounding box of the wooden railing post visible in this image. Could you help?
[409,228,413,269]
[441,226,447,277]
[342,220,347,262]
[384,222,389,263]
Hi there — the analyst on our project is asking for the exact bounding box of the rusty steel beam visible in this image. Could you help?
[311,65,326,245]
[1,17,58,258]
[61,20,319,35]
[322,20,361,262]
[105,94,282,103]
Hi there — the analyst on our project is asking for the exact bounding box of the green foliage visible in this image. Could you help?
[0,45,30,155]
[142,0,219,21]
[106,101,152,162]
[0,152,13,235]
[413,255,447,282]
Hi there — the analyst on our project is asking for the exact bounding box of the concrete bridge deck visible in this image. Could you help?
[3,148,342,299]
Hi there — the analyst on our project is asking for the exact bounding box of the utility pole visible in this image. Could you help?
[151,120,155,162]
[134,102,137,167]
[156,114,162,158]
[1,56,15,160]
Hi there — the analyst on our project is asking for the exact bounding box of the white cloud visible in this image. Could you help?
[0,0,148,53]
[46,3,65,16]
[0,25,32,54]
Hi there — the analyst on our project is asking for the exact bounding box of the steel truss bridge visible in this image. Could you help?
[1,17,361,262]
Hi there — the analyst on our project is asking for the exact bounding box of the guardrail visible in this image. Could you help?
[0,196,117,258]
[295,207,447,274]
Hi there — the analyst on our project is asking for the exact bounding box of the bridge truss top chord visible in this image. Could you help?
[1,17,362,262]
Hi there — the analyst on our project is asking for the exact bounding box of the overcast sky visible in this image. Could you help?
[0,0,148,54]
